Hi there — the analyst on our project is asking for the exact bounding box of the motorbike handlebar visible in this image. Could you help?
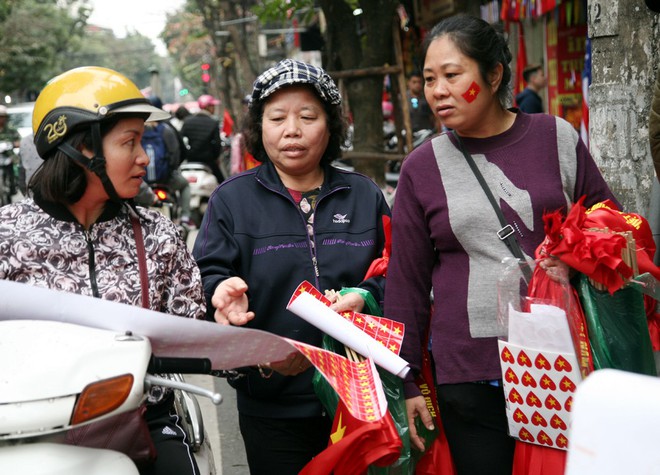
[148,355,213,374]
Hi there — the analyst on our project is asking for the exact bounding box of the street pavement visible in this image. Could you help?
[187,229,249,475]
[186,374,249,475]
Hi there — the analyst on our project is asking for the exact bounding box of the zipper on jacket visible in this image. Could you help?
[84,229,100,298]
[255,177,349,288]
[311,255,319,277]
[308,189,346,286]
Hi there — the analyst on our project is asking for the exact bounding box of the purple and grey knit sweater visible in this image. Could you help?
[384,111,619,397]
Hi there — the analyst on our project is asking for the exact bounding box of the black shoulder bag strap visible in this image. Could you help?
[451,130,531,280]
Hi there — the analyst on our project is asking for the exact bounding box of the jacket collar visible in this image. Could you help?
[254,160,351,196]
[34,191,127,224]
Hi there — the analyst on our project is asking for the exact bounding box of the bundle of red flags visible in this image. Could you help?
[299,400,402,475]
[513,197,660,475]
[537,197,660,294]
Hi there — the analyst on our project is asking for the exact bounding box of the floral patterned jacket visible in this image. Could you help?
[0,197,206,319]
[0,197,206,403]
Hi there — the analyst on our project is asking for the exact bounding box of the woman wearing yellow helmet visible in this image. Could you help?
[0,66,206,475]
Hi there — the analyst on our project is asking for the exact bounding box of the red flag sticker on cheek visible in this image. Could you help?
[461,81,481,103]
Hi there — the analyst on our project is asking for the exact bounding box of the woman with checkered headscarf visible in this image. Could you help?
[193,59,391,474]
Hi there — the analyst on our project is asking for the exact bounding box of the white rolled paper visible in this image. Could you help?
[287,291,410,378]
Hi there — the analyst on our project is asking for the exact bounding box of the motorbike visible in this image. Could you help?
[0,318,221,475]
[0,140,17,206]
[381,128,435,207]
[148,182,190,242]
[180,162,219,227]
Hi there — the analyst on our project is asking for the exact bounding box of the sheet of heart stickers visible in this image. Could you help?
[498,340,582,450]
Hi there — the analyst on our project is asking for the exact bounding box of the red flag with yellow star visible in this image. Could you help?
[299,398,402,475]
[461,81,481,103]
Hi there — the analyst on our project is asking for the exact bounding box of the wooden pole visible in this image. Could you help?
[393,21,413,152]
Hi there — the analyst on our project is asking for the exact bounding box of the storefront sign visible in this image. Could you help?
[546,18,588,130]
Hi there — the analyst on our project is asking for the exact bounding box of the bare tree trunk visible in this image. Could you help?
[320,0,399,187]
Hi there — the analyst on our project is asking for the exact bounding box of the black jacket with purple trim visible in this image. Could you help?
[193,159,390,418]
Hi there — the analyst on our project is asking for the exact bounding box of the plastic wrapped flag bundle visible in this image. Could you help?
[537,197,659,375]
[500,197,660,475]
[498,259,585,475]
[498,259,583,450]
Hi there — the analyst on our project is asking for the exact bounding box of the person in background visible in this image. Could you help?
[384,15,618,475]
[172,105,191,131]
[515,64,547,113]
[407,72,437,133]
[193,58,390,475]
[144,96,193,226]
[0,66,206,475]
[180,95,224,183]
[229,94,259,175]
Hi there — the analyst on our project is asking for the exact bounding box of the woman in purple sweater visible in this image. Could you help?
[383,15,618,474]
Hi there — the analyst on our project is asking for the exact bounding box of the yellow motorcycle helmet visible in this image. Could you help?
[33,66,169,158]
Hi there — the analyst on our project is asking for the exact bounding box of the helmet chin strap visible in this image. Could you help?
[58,122,123,202]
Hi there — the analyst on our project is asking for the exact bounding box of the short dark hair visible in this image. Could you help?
[175,106,191,121]
[243,84,348,166]
[523,64,543,83]
[422,14,513,108]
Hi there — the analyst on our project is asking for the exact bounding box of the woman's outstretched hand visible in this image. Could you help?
[212,276,255,325]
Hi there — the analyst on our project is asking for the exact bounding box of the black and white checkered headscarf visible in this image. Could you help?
[250,59,341,106]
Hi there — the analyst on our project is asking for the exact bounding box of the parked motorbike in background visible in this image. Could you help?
[385,128,434,181]
[384,128,435,206]
[180,162,219,227]
[0,141,17,206]
[0,319,220,475]
[147,182,190,242]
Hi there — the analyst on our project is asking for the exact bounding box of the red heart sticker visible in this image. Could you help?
[531,411,548,427]
[537,430,554,446]
[544,394,561,410]
[501,347,514,363]
[521,371,537,388]
[539,374,557,390]
[519,428,535,442]
[525,391,542,408]
[535,354,551,370]
[559,376,577,393]
[565,396,573,411]
[517,350,532,367]
[513,408,529,424]
[554,355,573,372]
[508,388,524,405]
[551,415,567,430]
[505,368,519,384]
[556,433,569,449]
